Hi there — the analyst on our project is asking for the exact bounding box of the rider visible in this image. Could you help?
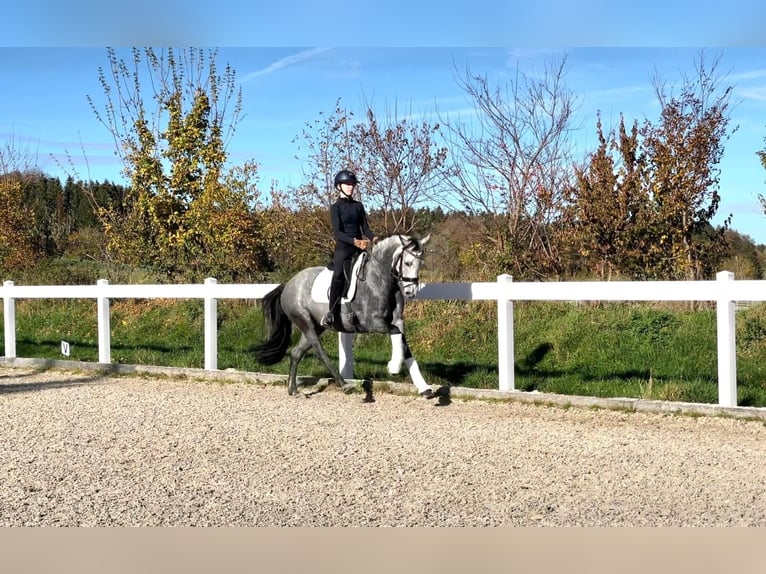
[322,169,377,327]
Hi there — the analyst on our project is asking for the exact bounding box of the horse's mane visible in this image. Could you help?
[373,234,424,255]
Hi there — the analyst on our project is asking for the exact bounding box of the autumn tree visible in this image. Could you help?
[639,51,734,280]
[564,114,651,279]
[719,229,763,279]
[0,175,37,273]
[88,47,269,281]
[441,56,579,280]
[0,134,41,272]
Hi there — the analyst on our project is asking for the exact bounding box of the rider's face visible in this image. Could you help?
[340,182,356,196]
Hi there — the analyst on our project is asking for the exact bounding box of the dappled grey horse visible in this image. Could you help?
[252,235,434,399]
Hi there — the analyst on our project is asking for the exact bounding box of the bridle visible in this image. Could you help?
[390,237,423,290]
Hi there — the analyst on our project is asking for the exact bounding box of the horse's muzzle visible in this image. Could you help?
[402,282,419,299]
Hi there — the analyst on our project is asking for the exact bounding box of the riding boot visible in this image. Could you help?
[321,305,336,327]
[323,273,345,327]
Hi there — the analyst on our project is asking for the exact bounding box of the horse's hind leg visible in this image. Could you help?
[296,326,353,393]
[287,334,314,395]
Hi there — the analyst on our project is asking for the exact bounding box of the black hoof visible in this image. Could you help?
[362,379,375,403]
[420,388,436,399]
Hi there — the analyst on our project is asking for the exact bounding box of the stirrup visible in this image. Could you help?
[321,312,334,327]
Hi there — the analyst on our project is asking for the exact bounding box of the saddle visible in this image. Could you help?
[310,251,369,305]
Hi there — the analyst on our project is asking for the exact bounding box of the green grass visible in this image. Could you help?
[3,297,766,407]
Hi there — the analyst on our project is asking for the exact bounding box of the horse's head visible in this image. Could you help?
[387,234,430,299]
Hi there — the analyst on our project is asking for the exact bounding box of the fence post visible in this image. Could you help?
[204,277,218,371]
[96,279,111,364]
[716,271,737,407]
[3,280,16,359]
[339,332,354,379]
[497,274,515,392]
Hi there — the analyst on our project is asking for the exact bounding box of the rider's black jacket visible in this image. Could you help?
[330,195,375,251]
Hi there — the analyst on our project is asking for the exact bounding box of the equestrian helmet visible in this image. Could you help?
[334,169,359,187]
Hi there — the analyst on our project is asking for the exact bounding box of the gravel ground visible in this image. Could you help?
[1,365,765,526]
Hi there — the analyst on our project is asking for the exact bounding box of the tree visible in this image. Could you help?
[352,103,449,234]
[565,114,651,279]
[288,98,357,263]
[757,126,766,218]
[441,56,579,279]
[639,50,735,280]
[719,229,763,279]
[0,174,37,272]
[288,97,449,270]
[0,135,44,271]
[88,47,267,281]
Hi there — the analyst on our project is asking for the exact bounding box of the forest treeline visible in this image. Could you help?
[2,47,766,285]
[0,170,764,285]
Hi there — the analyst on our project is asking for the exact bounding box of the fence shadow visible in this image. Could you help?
[15,337,199,356]
[0,367,110,395]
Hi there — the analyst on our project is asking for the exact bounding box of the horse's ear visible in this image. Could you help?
[420,234,431,246]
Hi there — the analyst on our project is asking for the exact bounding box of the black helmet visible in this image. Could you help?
[334,169,359,187]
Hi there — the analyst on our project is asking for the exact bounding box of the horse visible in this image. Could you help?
[252,234,435,400]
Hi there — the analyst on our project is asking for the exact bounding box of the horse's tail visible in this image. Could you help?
[252,284,292,365]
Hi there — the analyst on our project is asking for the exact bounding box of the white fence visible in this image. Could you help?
[1,271,764,408]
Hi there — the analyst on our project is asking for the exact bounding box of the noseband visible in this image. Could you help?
[390,238,423,288]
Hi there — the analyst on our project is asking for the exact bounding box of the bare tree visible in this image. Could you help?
[441,55,579,279]
[353,102,449,234]
[288,98,357,261]
[0,131,39,175]
[291,97,448,252]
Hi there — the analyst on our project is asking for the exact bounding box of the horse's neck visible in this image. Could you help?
[366,244,396,285]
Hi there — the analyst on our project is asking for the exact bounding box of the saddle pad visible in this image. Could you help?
[310,253,367,304]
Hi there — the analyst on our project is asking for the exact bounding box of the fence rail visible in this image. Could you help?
[2,272,764,408]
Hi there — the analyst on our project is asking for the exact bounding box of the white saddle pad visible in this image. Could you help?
[310,252,367,304]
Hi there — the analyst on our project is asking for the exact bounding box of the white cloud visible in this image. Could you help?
[737,86,766,102]
[726,69,766,83]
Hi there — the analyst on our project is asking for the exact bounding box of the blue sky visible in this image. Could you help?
[3,2,766,242]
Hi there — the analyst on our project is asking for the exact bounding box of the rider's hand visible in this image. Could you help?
[355,239,370,250]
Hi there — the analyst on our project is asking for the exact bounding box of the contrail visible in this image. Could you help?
[241,48,332,82]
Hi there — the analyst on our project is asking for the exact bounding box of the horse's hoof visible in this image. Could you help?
[420,388,436,399]
[341,382,357,394]
[362,379,375,403]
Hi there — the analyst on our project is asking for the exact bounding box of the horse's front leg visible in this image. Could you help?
[400,332,434,397]
[388,332,404,375]
[388,293,433,398]
[387,291,407,375]
[389,318,433,397]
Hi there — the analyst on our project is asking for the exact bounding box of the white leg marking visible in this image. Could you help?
[388,333,403,374]
[405,357,430,393]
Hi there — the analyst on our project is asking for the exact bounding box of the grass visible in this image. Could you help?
[3,297,766,407]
